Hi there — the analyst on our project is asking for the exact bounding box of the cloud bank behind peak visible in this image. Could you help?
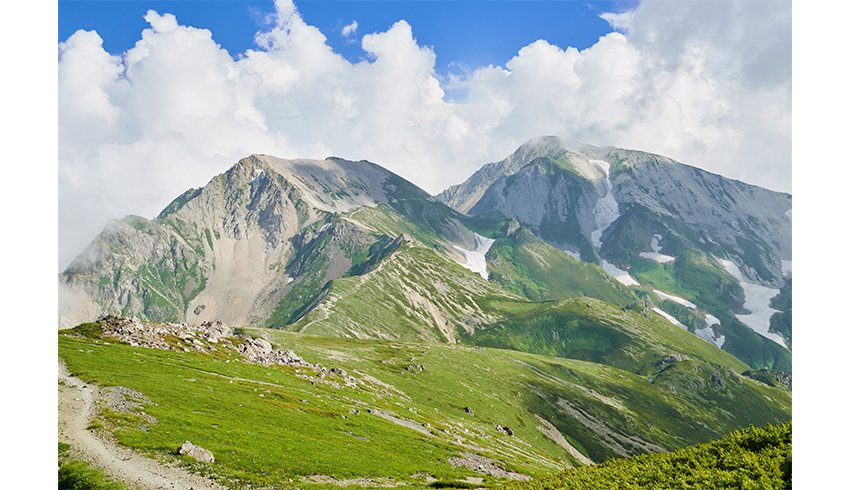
[58,0,791,271]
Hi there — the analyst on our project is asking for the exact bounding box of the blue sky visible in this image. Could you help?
[59,1,635,87]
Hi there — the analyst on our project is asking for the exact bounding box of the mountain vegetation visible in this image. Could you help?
[500,421,791,490]
[58,136,792,488]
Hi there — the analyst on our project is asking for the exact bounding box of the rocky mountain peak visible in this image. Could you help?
[257,155,393,214]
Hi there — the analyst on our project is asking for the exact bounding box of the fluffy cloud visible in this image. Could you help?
[451,0,791,194]
[342,21,358,38]
[58,0,791,271]
[599,11,635,34]
[625,0,791,190]
[58,10,290,271]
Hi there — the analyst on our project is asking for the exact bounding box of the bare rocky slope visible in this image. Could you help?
[437,136,792,372]
[59,155,475,330]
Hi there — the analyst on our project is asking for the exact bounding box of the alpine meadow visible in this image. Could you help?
[56,1,793,489]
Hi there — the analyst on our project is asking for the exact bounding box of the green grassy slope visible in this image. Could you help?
[290,240,520,341]
[290,240,754,377]
[626,246,792,374]
[460,297,751,375]
[59,322,790,489]
[264,217,395,328]
[487,227,636,306]
[499,421,791,490]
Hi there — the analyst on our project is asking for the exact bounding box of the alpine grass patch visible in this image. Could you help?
[58,442,127,490]
[498,421,791,490]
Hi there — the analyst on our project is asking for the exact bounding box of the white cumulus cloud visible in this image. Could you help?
[58,0,791,272]
[342,20,358,38]
[599,10,635,34]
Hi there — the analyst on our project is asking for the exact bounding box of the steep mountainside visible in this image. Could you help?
[59,152,628,334]
[437,136,792,373]
[59,154,470,329]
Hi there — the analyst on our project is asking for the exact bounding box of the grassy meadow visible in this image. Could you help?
[59,319,790,489]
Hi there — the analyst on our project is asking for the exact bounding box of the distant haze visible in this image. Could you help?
[58,0,791,271]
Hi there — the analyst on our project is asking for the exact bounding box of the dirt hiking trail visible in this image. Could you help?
[58,359,229,490]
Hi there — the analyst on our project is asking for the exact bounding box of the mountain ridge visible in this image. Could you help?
[433,136,791,372]
[59,137,791,374]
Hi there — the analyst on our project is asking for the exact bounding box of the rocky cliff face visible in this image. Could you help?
[439,137,791,287]
[438,136,579,213]
[608,158,791,285]
[59,155,412,329]
[464,156,604,262]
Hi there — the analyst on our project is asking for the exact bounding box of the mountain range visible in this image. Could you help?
[59,136,791,375]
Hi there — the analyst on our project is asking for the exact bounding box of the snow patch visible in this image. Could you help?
[286,277,294,285]
[652,308,688,330]
[716,257,744,282]
[453,234,496,280]
[562,249,581,261]
[249,169,264,185]
[650,235,663,252]
[784,208,792,219]
[695,314,724,348]
[715,256,787,349]
[601,260,640,286]
[781,259,792,277]
[318,223,332,233]
[590,160,619,249]
[639,235,675,264]
[653,290,697,309]
[695,326,726,348]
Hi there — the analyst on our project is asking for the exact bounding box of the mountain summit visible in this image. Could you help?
[59,153,479,329]
[438,136,791,371]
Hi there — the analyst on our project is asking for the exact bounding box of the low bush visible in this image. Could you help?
[58,460,126,490]
[499,421,791,490]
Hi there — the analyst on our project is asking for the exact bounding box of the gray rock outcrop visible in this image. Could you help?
[179,441,214,464]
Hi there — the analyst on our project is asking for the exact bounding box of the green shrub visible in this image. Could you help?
[58,460,127,490]
[499,421,791,490]
[430,481,485,489]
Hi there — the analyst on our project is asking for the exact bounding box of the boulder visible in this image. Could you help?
[653,353,686,367]
[178,441,215,464]
[254,338,273,354]
[495,425,514,436]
